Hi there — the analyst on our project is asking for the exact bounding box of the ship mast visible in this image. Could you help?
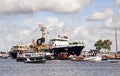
[115,28,118,55]
[4,38,8,53]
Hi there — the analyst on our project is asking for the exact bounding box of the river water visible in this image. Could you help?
[0,58,120,76]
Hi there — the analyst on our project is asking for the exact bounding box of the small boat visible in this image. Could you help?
[84,56,102,62]
[109,60,119,63]
[0,53,9,59]
[71,56,84,61]
[24,58,46,63]
[1,56,8,59]
[102,58,108,60]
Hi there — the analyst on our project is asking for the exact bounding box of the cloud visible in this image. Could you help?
[0,16,65,51]
[87,8,120,29]
[73,26,107,41]
[72,25,120,51]
[46,16,64,30]
[88,12,106,21]
[0,23,38,49]
[71,25,100,42]
[88,8,114,21]
[116,0,120,6]
[23,17,32,25]
[0,0,93,15]
[104,12,120,29]
[73,26,89,39]
[19,29,31,37]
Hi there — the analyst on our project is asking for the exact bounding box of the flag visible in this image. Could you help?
[38,22,43,27]
[47,32,49,34]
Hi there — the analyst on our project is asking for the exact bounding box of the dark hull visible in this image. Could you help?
[24,59,46,63]
[16,56,44,62]
[10,52,17,59]
[10,46,84,59]
[51,45,84,57]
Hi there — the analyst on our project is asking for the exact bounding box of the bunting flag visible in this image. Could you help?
[49,45,52,50]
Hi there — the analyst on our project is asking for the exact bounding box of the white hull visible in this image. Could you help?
[84,56,102,62]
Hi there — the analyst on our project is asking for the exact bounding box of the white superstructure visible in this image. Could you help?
[49,35,84,48]
[11,44,29,58]
[49,35,69,47]
[11,44,29,51]
[50,39,69,47]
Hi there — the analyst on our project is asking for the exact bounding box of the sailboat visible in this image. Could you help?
[109,29,119,63]
[1,39,9,59]
[115,29,118,57]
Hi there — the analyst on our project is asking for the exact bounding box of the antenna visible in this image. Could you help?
[4,38,8,53]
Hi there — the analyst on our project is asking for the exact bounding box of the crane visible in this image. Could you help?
[38,23,46,39]
[34,23,48,52]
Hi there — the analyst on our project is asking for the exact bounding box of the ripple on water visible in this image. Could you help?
[0,59,120,76]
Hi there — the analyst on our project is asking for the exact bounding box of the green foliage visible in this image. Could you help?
[94,39,112,51]
[103,40,112,51]
[94,39,103,51]
[69,42,78,45]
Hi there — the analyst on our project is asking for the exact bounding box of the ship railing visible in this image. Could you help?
[52,44,84,48]
[68,44,84,46]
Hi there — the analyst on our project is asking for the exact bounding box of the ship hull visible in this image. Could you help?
[10,52,17,59]
[10,46,84,59]
[51,45,84,57]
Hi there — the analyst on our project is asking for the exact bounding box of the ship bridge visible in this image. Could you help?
[49,36,69,47]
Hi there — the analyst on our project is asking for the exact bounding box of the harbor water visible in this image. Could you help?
[0,58,120,76]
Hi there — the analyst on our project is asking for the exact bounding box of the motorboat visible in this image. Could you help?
[70,55,84,61]
[84,56,102,62]
[24,58,46,63]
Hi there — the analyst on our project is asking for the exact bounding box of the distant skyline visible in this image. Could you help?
[0,0,120,52]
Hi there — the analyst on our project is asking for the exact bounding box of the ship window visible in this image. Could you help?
[52,42,54,44]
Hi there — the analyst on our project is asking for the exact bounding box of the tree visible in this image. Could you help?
[94,40,103,51]
[103,39,112,51]
[94,39,112,52]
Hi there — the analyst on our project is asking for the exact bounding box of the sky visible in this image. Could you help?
[0,0,120,52]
